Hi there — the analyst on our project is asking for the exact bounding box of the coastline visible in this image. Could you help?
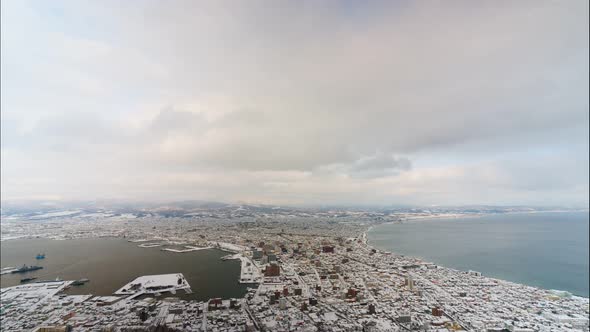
[363,212,590,299]
[380,209,590,225]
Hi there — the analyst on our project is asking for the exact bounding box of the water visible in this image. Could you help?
[0,238,249,301]
[368,211,589,297]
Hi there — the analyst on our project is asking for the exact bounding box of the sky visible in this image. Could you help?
[1,0,588,207]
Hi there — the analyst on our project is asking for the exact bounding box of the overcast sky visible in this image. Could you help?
[1,0,588,207]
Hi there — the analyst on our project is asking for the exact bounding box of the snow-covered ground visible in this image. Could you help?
[161,246,213,253]
[114,273,191,296]
[211,241,248,253]
[29,210,81,220]
[224,253,263,284]
[1,280,74,306]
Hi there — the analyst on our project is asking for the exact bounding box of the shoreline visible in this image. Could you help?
[363,212,590,299]
[383,209,590,224]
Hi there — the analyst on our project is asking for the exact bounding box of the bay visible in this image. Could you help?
[0,238,249,301]
[367,211,589,297]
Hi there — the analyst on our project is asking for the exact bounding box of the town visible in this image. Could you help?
[1,204,588,331]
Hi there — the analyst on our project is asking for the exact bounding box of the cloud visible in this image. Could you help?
[348,154,411,177]
[314,153,412,179]
[1,0,588,206]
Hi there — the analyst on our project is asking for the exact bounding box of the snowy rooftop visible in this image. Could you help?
[114,273,190,295]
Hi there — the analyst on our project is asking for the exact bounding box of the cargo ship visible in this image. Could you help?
[12,265,43,273]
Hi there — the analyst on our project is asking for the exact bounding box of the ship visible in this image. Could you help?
[35,253,46,259]
[11,265,43,273]
[71,278,90,286]
[20,277,37,283]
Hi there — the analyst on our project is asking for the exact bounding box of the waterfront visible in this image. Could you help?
[368,211,590,297]
[0,238,249,301]
[1,209,588,330]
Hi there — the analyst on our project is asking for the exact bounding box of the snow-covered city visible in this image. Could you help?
[1,204,588,331]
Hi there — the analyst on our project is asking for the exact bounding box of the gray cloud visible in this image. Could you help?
[0,0,588,205]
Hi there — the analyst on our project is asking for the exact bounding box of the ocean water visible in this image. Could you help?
[368,211,589,297]
[0,238,249,301]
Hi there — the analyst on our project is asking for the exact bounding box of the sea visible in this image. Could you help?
[0,238,249,301]
[367,211,589,297]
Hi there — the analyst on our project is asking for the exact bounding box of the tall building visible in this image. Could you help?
[404,276,414,290]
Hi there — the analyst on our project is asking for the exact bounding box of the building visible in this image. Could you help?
[346,288,357,299]
[322,246,335,253]
[279,298,287,310]
[208,298,223,310]
[432,307,444,317]
[404,276,414,290]
[264,263,280,277]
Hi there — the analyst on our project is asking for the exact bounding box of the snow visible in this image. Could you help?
[224,253,263,283]
[161,246,212,253]
[212,241,247,252]
[116,213,137,219]
[114,273,191,296]
[29,210,81,220]
[323,312,338,322]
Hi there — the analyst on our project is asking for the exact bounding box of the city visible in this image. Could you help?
[1,205,588,331]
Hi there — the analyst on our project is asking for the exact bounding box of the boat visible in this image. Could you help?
[36,253,46,259]
[71,278,90,286]
[20,277,37,283]
[12,265,43,273]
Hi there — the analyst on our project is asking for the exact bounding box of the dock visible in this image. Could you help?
[114,273,192,297]
[161,246,212,253]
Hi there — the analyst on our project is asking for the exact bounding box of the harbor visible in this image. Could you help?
[0,238,249,301]
[0,208,588,331]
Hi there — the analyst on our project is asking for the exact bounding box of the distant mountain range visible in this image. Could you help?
[1,199,587,221]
